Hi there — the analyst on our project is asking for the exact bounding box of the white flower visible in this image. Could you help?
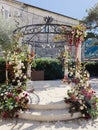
[2,51,6,53]
[1,93,4,96]
[80,106,84,110]
[23,75,27,79]
[23,66,25,69]
[17,80,20,83]
[79,100,82,104]
[18,70,22,74]
[19,92,24,98]
[19,91,29,99]
[20,74,23,77]
[21,63,24,66]
[18,82,22,86]
[16,64,22,70]
[75,72,80,78]
[9,61,12,65]
[5,92,8,95]
[18,60,22,64]
[82,114,85,117]
[12,79,15,82]
[15,73,19,77]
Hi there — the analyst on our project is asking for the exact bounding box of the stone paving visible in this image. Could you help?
[0,78,98,130]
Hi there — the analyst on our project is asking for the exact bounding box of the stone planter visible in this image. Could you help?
[31,70,44,81]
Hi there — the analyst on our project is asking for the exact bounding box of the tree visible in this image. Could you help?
[83,3,98,29]
[83,3,98,46]
[0,15,15,51]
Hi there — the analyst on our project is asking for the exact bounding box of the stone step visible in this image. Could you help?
[18,102,81,121]
[18,111,81,121]
[23,80,82,121]
[23,109,69,115]
[27,102,70,110]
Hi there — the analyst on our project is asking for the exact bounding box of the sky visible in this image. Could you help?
[18,0,98,20]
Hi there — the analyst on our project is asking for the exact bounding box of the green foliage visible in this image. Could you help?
[0,15,15,51]
[0,58,6,83]
[64,60,98,119]
[85,32,98,40]
[0,84,29,118]
[84,62,98,77]
[0,43,32,119]
[82,3,98,44]
[31,58,64,80]
[84,3,98,27]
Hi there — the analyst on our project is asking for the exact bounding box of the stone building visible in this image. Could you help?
[0,0,79,58]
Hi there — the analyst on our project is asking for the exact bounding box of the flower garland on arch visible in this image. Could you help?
[70,25,86,59]
[54,24,87,60]
[60,24,98,119]
[71,24,87,46]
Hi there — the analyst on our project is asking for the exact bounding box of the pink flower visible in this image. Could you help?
[2,112,8,118]
[7,93,13,98]
[15,96,19,102]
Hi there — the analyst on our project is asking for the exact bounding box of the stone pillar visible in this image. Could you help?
[64,45,69,76]
[27,45,32,79]
[27,63,31,79]
[75,43,81,62]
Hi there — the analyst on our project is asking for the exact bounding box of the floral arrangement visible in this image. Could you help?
[54,24,87,47]
[0,84,29,118]
[71,24,87,46]
[64,60,98,119]
[6,46,27,86]
[0,34,34,119]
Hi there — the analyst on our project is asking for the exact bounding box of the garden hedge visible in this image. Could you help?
[0,58,6,83]
[31,58,64,80]
[84,62,98,77]
[0,58,98,83]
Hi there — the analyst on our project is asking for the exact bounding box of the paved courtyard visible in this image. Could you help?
[0,78,98,130]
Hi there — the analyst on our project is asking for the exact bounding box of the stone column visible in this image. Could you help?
[64,45,69,76]
[27,45,32,79]
[75,43,81,62]
[27,63,31,79]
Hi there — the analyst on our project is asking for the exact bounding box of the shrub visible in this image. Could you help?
[31,58,64,80]
[84,62,98,77]
[0,58,6,83]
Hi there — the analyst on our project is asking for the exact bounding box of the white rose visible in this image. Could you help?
[9,61,12,65]
[17,70,22,74]
[23,75,27,79]
[15,73,19,77]
[17,65,21,70]
[21,63,24,66]
[18,82,22,86]
[12,79,15,82]
[82,114,85,117]
[17,80,20,83]
[80,106,84,110]
[23,66,25,69]
[79,100,82,104]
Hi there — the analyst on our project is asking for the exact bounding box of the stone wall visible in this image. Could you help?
[0,0,80,58]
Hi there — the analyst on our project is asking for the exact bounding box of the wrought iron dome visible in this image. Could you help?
[13,16,72,57]
[13,16,72,45]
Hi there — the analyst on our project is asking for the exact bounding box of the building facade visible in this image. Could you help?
[0,0,80,58]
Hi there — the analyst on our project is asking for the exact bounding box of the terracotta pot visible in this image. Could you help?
[31,71,44,81]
